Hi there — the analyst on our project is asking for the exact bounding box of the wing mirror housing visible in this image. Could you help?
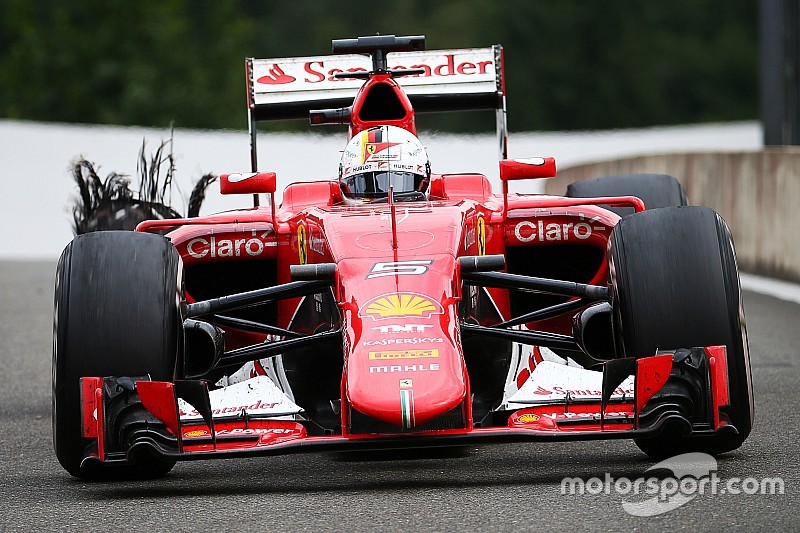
[220,172,278,220]
[499,157,556,181]
[219,172,277,195]
[499,157,557,213]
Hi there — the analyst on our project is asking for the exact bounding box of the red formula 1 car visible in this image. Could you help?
[53,35,753,479]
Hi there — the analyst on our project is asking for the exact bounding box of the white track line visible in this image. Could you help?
[740,273,800,306]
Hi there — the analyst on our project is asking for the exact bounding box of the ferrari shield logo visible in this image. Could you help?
[477,215,486,255]
[297,224,307,265]
[363,141,400,162]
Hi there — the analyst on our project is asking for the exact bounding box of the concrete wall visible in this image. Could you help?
[545,149,800,282]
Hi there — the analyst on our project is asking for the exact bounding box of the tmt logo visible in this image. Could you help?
[372,324,435,334]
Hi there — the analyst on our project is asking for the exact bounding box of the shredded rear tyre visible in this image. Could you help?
[566,173,687,216]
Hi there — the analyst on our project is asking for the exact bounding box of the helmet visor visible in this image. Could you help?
[341,171,425,198]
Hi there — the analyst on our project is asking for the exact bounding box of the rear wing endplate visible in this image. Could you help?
[245,45,507,172]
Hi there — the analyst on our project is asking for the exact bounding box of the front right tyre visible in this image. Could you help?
[53,231,182,478]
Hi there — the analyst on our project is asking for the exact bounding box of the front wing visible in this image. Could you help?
[78,347,735,468]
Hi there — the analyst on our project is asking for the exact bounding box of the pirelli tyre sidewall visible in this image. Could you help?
[53,231,182,479]
[608,206,753,457]
[566,173,687,215]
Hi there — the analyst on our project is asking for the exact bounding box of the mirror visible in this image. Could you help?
[499,157,556,181]
[219,172,277,195]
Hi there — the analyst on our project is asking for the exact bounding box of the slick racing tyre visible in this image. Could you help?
[566,173,687,215]
[53,231,182,479]
[608,206,753,458]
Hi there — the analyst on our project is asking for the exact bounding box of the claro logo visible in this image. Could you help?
[514,215,607,243]
[185,230,274,259]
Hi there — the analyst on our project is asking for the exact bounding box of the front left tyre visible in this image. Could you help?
[53,231,182,479]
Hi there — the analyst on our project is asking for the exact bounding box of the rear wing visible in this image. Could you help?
[245,45,507,171]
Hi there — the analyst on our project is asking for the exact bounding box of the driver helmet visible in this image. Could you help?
[339,125,430,202]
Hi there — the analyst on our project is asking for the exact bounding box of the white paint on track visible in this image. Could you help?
[740,273,800,305]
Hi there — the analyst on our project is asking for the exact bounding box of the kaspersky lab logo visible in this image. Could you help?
[561,452,784,516]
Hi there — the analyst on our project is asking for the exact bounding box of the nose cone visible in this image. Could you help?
[347,342,467,430]
[346,291,466,430]
[326,209,469,431]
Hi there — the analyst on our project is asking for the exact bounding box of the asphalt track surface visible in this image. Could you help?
[0,261,797,531]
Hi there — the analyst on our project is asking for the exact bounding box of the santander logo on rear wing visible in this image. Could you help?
[245,45,507,163]
[247,46,504,116]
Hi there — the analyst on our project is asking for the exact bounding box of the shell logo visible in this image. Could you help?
[517,413,540,423]
[183,429,209,438]
[358,292,444,321]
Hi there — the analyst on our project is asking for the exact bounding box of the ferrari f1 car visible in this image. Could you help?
[53,35,753,479]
